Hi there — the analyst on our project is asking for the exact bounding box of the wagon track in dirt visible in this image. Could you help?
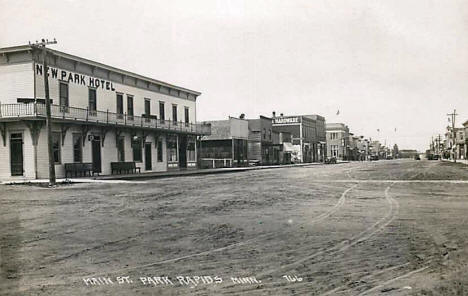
[75,183,358,280]
[197,182,400,295]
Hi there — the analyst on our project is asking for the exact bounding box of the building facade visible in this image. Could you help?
[272,114,326,163]
[247,116,273,165]
[199,117,249,168]
[0,45,210,180]
[326,123,349,160]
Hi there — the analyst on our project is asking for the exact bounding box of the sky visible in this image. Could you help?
[1,0,468,151]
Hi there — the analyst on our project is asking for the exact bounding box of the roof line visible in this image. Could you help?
[0,44,201,96]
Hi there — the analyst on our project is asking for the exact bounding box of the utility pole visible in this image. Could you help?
[447,109,458,163]
[30,38,57,186]
[437,134,442,157]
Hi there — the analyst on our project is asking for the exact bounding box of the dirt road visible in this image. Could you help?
[1,159,468,295]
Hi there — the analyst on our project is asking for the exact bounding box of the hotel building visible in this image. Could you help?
[0,45,210,180]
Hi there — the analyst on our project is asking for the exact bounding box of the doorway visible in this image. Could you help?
[145,142,152,170]
[10,133,23,176]
[91,136,101,173]
[178,135,187,169]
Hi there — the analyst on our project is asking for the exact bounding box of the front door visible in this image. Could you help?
[179,135,187,169]
[145,142,152,170]
[92,136,101,173]
[10,133,23,176]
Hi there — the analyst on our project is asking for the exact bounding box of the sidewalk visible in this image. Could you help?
[2,162,340,185]
[441,158,468,165]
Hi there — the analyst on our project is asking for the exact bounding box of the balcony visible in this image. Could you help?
[0,103,211,136]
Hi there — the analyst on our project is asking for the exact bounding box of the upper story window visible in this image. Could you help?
[88,88,97,115]
[159,102,165,121]
[145,99,151,116]
[184,107,189,124]
[172,104,177,123]
[59,82,69,112]
[116,93,123,116]
[127,95,134,119]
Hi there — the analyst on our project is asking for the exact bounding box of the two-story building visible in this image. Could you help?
[247,115,273,165]
[326,123,349,160]
[272,113,326,163]
[0,45,210,180]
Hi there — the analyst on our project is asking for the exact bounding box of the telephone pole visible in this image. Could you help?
[437,134,442,157]
[30,38,57,186]
[447,109,458,163]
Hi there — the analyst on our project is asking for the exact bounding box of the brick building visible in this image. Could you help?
[326,123,349,160]
[272,113,326,163]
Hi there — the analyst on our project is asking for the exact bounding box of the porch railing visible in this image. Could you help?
[0,103,211,135]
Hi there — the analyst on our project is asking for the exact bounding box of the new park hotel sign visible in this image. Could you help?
[35,64,116,92]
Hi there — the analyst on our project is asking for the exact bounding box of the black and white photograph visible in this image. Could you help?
[1,0,468,295]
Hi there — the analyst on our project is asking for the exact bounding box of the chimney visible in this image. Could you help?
[280,113,284,117]
[239,113,245,119]
[272,111,276,118]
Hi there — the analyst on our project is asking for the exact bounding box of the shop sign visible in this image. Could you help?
[273,116,300,124]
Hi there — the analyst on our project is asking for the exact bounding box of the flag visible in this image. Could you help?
[336,110,340,115]
[377,129,380,132]
[394,128,397,132]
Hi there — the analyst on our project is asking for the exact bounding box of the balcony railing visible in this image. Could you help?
[0,103,211,135]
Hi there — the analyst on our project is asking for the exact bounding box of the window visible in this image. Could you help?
[116,93,123,118]
[263,128,266,140]
[73,134,82,162]
[127,95,134,120]
[157,139,163,162]
[167,135,178,162]
[184,107,189,125]
[59,82,69,112]
[88,88,97,115]
[187,141,196,162]
[52,132,61,164]
[132,136,142,162]
[159,102,165,121]
[172,105,178,123]
[144,99,151,122]
[269,129,272,141]
[117,136,125,161]
[145,99,151,116]
[331,145,339,157]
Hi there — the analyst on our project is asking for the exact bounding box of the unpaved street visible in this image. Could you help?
[2,160,468,295]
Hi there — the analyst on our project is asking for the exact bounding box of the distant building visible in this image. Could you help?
[464,120,468,160]
[347,133,360,161]
[444,126,465,160]
[199,117,248,168]
[399,149,418,158]
[247,116,273,165]
[272,130,293,164]
[272,113,326,163]
[370,140,381,159]
[356,136,370,161]
[326,123,349,160]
